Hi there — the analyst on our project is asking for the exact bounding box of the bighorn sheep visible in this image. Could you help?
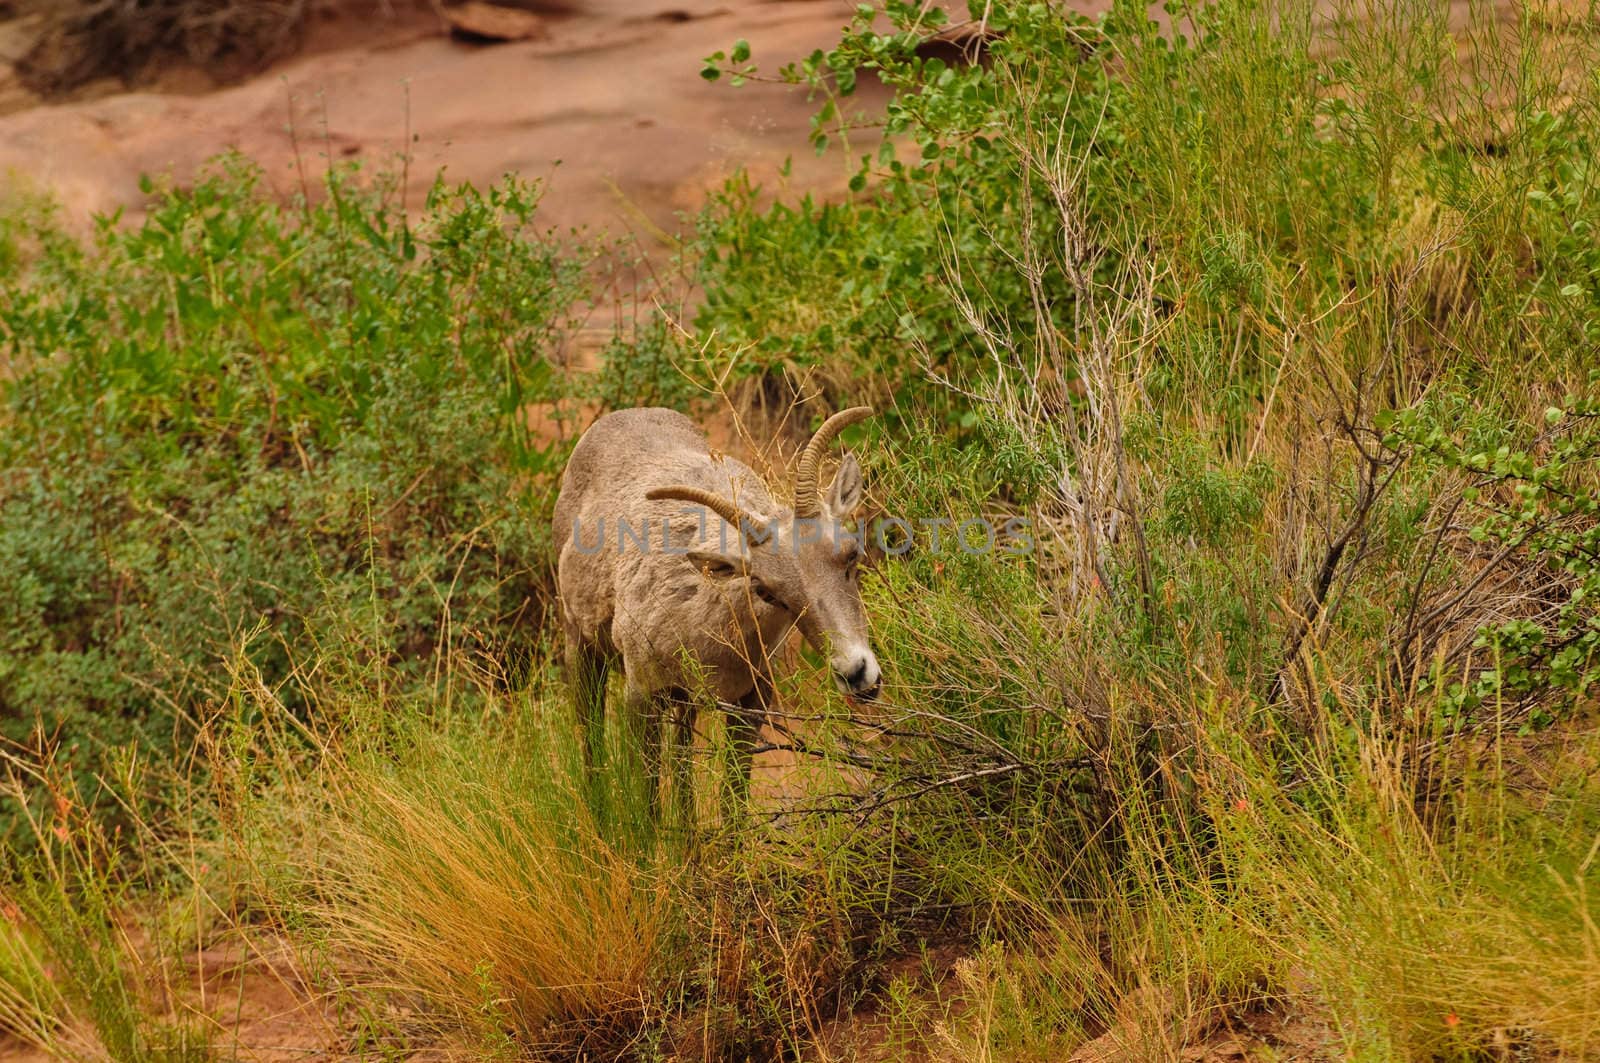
[553,406,880,811]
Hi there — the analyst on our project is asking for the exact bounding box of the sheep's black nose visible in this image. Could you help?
[841,661,880,700]
[834,650,882,701]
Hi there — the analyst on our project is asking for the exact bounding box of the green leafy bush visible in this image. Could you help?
[1385,385,1600,727]
[0,159,587,835]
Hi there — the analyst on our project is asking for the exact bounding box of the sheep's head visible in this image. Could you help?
[647,407,881,701]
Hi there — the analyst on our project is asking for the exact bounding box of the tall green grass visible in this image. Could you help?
[201,643,896,1060]
[0,752,214,1060]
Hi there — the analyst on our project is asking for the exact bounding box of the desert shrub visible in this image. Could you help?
[693,0,1600,416]
[689,0,1600,713]
[0,159,588,841]
[691,2,1116,423]
[677,0,1600,1053]
[1385,384,1600,729]
[588,314,702,414]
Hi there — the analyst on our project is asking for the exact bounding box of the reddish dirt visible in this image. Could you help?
[183,938,342,1061]
[0,933,339,1063]
[0,0,965,241]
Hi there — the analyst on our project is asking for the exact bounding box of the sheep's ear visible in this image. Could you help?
[826,453,863,515]
[686,550,748,581]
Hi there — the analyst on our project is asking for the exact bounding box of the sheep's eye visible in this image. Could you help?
[753,581,784,608]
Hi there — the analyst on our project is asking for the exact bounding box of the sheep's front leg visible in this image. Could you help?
[669,696,699,831]
[621,679,665,820]
[568,637,610,781]
[723,675,773,820]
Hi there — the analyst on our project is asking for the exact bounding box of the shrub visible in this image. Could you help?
[0,159,588,840]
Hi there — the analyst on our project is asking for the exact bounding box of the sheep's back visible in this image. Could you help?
[555,408,775,536]
[553,408,776,653]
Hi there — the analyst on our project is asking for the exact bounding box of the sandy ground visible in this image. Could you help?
[0,0,1555,244]
[0,0,1014,242]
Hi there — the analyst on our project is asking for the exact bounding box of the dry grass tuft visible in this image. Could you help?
[283,715,682,1053]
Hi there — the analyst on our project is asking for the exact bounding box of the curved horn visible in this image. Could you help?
[646,486,754,535]
[793,406,874,518]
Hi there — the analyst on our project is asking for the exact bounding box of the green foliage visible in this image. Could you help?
[1520,109,1600,344]
[1384,384,1600,725]
[691,0,1112,419]
[0,159,586,838]
[588,315,700,413]
[693,0,1600,415]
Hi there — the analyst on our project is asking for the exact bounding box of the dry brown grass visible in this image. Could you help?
[273,718,682,1053]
